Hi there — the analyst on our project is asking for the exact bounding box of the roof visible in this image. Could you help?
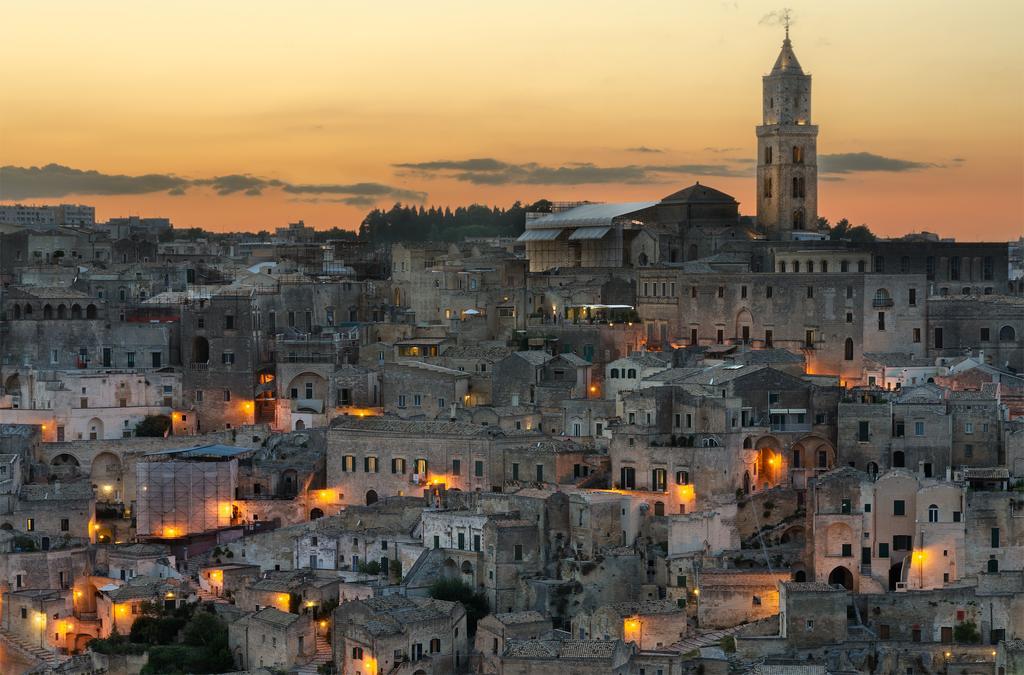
[390,361,469,377]
[512,351,554,366]
[330,417,501,437]
[523,202,657,231]
[781,581,844,593]
[553,353,591,367]
[243,607,301,629]
[490,611,549,626]
[353,596,460,636]
[661,183,738,205]
[772,37,804,74]
[109,543,171,558]
[142,443,250,459]
[504,639,621,660]
[19,481,94,501]
[600,599,684,616]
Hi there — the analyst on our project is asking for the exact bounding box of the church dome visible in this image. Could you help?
[660,182,738,205]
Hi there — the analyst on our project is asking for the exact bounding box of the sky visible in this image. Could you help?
[1,0,1022,240]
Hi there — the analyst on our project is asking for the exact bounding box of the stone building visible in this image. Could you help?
[572,599,685,650]
[180,289,263,431]
[325,417,517,507]
[696,569,790,628]
[382,361,469,420]
[228,607,316,671]
[927,295,1023,372]
[333,595,468,675]
[475,611,551,674]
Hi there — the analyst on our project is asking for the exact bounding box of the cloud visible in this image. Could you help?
[818,152,938,174]
[394,157,748,185]
[0,163,424,205]
[0,163,189,199]
[759,8,794,28]
[625,146,664,154]
[704,146,741,153]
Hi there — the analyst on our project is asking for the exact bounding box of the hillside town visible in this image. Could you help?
[0,31,1022,675]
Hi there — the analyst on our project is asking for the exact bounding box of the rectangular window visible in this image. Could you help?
[764,329,773,347]
[474,460,483,477]
[893,500,905,516]
[858,421,869,442]
[991,528,1000,548]
[223,389,231,401]
[913,328,921,343]
[915,421,925,436]
[514,544,523,561]
[934,327,944,349]
[879,543,890,559]
[909,288,916,306]
[60,518,69,531]
[26,518,35,531]
[452,459,461,475]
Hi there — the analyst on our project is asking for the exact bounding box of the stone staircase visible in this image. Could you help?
[196,587,228,604]
[0,626,70,670]
[293,633,332,674]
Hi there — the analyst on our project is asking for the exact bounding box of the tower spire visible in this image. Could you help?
[783,8,791,42]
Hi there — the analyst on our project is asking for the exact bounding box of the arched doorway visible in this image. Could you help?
[461,560,473,575]
[888,561,905,591]
[4,374,21,400]
[86,304,98,319]
[828,566,854,590]
[793,570,807,582]
[279,469,298,497]
[294,419,305,431]
[87,418,104,440]
[309,508,324,520]
[779,526,805,545]
[71,304,82,319]
[365,489,378,505]
[742,471,751,495]
[192,336,210,364]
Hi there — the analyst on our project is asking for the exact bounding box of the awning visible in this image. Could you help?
[769,408,807,415]
[568,226,612,241]
[517,228,563,242]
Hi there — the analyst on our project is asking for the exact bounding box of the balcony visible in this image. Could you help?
[189,361,209,371]
[872,298,894,308]
[770,423,812,433]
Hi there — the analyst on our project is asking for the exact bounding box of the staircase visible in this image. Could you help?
[196,587,228,604]
[0,627,70,670]
[293,633,332,674]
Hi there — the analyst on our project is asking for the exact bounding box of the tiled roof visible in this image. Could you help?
[504,639,620,660]
[781,582,844,593]
[19,481,94,501]
[601,599,683,616]
[511,351,554,366]
[249,607,301,628]
[491,611,548,625]
[330,417,501,437]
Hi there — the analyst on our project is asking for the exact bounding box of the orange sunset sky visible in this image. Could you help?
[1,0,1021,239]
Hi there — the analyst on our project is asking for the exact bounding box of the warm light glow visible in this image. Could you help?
[210,570,223,581]
[165,591,175,599]
[243,401,254,413]
[767,457,776,466]
[677,484,695,500]
[73,590,83,599]
[693,588,700,596]
[319,620,328,629]
[164,526,178,537]
[305,600,316,608]
[914,551,925,562]
[364,657,378,671]
[41,424,47,430]
[102,484,113,493]
[34,612,46,626]
[116,605,127,616]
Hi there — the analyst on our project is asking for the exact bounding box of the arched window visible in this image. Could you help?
[792,146,804,163]
[844,338,854,361]
[764,177,772,198]
[807,261,814,273]
[702,438,720,448]
[840,260,849,273]
[610,368,620,379]
[999,325,1016,342]
[857,260,867,273]
[928,504,939,523]
[793,260,801,273]
[765,146,773,164]
[627,369,637,379]
[654,501,665,516]
[792,176,805,198]
[793,210,804,230]
[778,262,787,273]
[821,261,828,273]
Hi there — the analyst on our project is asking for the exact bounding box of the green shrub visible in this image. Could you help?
[429,577,489,635]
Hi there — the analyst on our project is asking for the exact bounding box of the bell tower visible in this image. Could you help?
[756,19,818,240]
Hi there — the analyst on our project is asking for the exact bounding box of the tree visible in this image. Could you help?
[429,577,489,635]
[135,415,171,438]
[827,217,876,243]
[953,621,981,644]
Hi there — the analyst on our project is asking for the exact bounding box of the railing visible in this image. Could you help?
[189,362,209,371]
[770,423,812,433]
[872,298,894,308]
